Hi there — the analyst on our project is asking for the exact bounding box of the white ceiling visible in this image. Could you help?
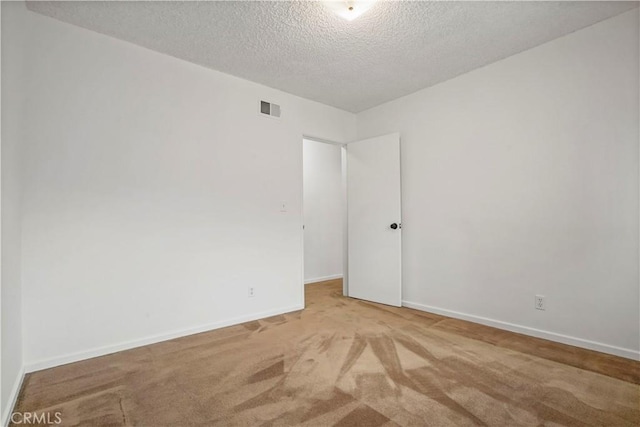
[26,1,638,113]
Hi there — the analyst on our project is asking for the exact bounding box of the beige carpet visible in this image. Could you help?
[14,280,640,426]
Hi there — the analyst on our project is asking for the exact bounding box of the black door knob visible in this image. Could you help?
[390,223,398,229]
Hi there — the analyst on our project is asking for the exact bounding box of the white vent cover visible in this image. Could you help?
[259,100,281,118]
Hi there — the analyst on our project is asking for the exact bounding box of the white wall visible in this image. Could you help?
[357,9,640,359]
[19,10,356,370]
[1,1,26,423]
[303,139,343,283]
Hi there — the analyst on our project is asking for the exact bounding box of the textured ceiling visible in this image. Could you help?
[26,1,639,112]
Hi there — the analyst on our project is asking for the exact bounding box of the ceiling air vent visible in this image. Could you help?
[259,100,281,119]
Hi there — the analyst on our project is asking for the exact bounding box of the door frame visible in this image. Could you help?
[301,135,349,304]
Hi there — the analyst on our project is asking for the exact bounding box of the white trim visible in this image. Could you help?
[341,145,348,297]
[402,300,640,361]
[25,304,304,373]
[304,274,343,285]
[2,365,25,427]
[302,135,347,148]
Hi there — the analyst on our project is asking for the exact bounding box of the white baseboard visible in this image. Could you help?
[2,365,25,427]
[402,300,640,361]
[305,274,343,284]
[25,304,304,373]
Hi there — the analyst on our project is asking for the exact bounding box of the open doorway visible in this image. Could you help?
[302,137,348,296]
[302,132,402,307]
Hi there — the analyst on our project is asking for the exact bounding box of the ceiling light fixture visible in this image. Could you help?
[324,1,377,21]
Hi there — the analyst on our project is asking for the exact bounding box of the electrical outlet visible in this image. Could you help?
[248,287,255,298]
[535,295,545,311]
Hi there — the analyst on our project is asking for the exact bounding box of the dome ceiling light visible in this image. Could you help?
[324,0,378,21]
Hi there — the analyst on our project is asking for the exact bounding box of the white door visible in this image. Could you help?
[347,133,402,306]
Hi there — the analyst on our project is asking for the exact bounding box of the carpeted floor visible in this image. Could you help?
[13,279,640,426]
